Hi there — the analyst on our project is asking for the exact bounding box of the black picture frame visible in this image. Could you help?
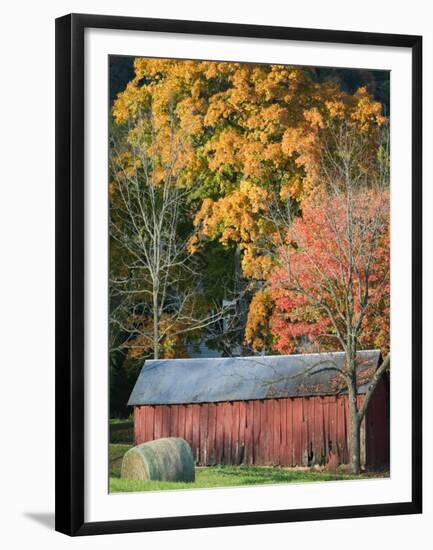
[55,13,422,536]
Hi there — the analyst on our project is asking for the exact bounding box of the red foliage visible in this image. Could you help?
[269,189,390,354]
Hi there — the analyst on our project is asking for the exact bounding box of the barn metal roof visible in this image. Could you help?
[127,350,382,406]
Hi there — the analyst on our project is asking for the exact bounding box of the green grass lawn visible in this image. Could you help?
[109,443,387,493]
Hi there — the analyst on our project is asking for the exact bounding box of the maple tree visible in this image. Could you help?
[269,189,389,353]
[265,119,390,474]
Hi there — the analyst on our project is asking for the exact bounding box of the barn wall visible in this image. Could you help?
[365,377,390,469]
[134,395,361,467]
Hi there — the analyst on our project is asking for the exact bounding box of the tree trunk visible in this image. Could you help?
[153,290,159,360]
[349,406,361,474]
[347,348,361,474]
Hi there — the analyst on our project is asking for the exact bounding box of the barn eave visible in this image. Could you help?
[127,350,382,407]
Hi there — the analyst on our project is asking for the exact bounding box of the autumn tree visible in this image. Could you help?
[267,119,390,474]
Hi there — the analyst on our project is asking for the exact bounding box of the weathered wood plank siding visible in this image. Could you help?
[135,396,354,467]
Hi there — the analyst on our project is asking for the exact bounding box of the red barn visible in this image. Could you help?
[128,351,389,469]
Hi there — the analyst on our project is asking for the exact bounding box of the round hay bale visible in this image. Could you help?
[121,437,195,482]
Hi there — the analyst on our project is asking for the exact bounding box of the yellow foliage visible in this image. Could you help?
[244,289,275,350]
